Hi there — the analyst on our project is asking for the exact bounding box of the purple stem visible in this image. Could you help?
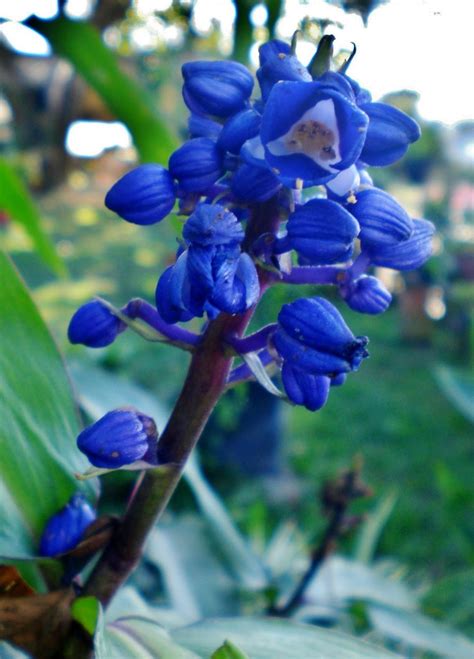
[227,348,275,384]
[226,323,277,354]
[348,252,371,279]
[280,265,347,286]
[123,298,200,347]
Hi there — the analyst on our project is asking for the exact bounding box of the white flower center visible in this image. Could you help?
[267,99,341,172]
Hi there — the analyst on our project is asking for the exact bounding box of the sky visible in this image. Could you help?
[0,0,472,156]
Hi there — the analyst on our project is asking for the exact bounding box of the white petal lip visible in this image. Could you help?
[326,165,361,196]
[266,99,341,173]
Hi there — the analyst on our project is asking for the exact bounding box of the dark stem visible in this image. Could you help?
[271,461,368,617]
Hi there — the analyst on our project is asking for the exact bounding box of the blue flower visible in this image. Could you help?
[105,164,176,225]
[188,114,222,140]
[359,102,421,166]
[182,203,244,246]
[260,80,369,186]
[217,109,262,155]
[156,204,259,321]
[366,218,435,270]
[349,187,413,247]
[182,60,254,118]
[68,299,124,348]
[39,493,96,557]
[169,137,223,193]
[257,39,312,101]
[273,296,369,375]
[342,275,392,314]
[77,408,159,469]
[275,198,360,264]
[325,164,361,199]
[282,363,330,411]
[231,163,282,202]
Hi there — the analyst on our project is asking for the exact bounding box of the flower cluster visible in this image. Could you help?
[69,35,435,466]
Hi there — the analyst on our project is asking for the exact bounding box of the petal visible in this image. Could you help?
[282,363,331,411]
[367,218,435,270]
[360,102,421,166]
[350,187,413,247]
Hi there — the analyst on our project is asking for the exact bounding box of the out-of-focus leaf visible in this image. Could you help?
[97,615,199,659]
[172,616,400,658]
[298,556,416,621]
[0,253,97,560]
[146,517,239,621]
[368,603,474,659]
[422,569,474,632]
[71,596,99,635]
[184,453,268,590]
[0,641,30,658]
[69,362,169,430]
[211,639,250,659]
[354,490,398,564]
[0,158,65,276]
[434,364,474,423]
[30,17,177,164]
[105,586,186,630]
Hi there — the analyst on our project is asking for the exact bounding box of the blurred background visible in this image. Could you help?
[1,0,473,647]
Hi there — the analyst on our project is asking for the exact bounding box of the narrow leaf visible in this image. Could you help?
[211,639,250,659]
[0,158,65,276]
[0,252,97,559]
[71,596,99,635]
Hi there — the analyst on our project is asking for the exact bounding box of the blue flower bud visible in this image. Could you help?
[105,164,176,225]
[156,255,194,324]
[217,109,261,154]
[282,363,330,411]
[188,114,222,140]
[260,81,369,186]
[360,102,421,166]
[257,39,312,101]
[169,138,223,193]
[231,163,282,202]
[273,296,369,375]
[39,493,96,557]
[77,408,159,469]
[277,198,359,264]
[350,188,413,247]
[366,218,435,271]
[342,275,392,314]
[182,60,254,118]
[210,252,259,314]
[68,300,124,348]
[183,204,244,247]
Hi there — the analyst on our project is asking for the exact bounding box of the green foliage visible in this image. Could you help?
[0,252,97,560]
[71,596,100,636]
[0,158,65,276]
[211,640,250,659]
[31,17,177,164]
[434,364,474,423]
[172,617,398,658]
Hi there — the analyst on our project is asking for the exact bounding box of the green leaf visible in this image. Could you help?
[96,615,199,659]
[184,453,268,590]
[172,617,400,658]
[0,253,97,559]
[30,17,177,164]
[211,639,250,659]
[433,364,474,423]
[0,158,65,276]
[71,596,100,635]
[368,603,474,659]
[354,490,398,564]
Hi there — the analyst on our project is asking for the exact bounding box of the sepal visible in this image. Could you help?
[282,363,330,411]
[367,218,435,270]
[169,138,223,193]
